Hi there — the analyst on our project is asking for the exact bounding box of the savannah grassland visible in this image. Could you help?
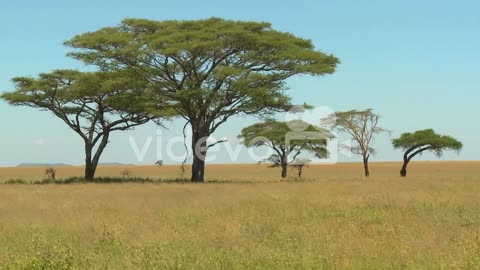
[0,162,479,269]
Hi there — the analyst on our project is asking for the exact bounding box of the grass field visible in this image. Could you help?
[1,161,480,182]
[0,162,479,269]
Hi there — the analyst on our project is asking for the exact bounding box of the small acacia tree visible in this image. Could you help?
[323,109,387,177]
[289,158,311,179]
[238,120,334,178]
[392,129,462,177]
[65,17,339,182]
[1,70,159,180]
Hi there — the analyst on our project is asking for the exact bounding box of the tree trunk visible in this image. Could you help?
[84,133,110,181]
[363,155,370,177]
[85,163,95,180]
[84,145,95,181]
[191,153,206,182]
[400,145,431,178]
[401,146,414,178]
[281,163,287,178]
[400,162,408,177]
[297,166,303,179]
[191,128,209,182]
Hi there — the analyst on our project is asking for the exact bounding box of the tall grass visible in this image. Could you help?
[0,173,479,269]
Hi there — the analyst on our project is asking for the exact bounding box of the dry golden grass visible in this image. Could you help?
[0,162,479,269]
[1,161,479,182]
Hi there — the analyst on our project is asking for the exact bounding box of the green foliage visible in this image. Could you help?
[1,70,159,123]
[239,120,334,171]
[240,120,333,156]
[64,18,339,127]
[1,70,165,179]
[392,129,463,156]
[64,17,339,181]
[392,129,462,176]
[64,17,340,120]
[66,17,339,80]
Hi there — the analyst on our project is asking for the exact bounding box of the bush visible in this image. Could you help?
[3,179,29,184]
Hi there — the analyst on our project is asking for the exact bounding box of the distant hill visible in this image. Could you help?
[16,163,72,167]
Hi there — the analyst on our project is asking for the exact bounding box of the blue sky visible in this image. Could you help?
[1,0,479,166]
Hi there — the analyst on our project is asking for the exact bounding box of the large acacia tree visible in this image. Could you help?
[323,109,387,177]
[1,70,158,180]
[65,17,339,182]
[238,120,334,178]
[392,129,462,177]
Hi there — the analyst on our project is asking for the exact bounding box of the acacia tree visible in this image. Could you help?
[323,109,387,177]
[64,17,339,182]
[238,120,334,178]
[289,158,311,179]
[1,70,157,180]
[392,129,462,177]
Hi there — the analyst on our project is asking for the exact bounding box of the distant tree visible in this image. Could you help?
[392,129,462,177]
[65,17,339,182]
[289,158,311,179]
[238,120,334,178]
[323,109,387,177]
[120,169,131,179]
[45,167,56,180]
[1,70,161,180]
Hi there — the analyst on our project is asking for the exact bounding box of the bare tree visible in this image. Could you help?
[323,109,387,177]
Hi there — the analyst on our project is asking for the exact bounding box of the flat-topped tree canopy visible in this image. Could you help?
[238,120,334,178]
[3,70,163,113]
[239,120,334,153]
[1,69,164,180]
[65,17,339,121]
[64,17,339,182]
[392,129,462,177]
[392,129,463,156]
